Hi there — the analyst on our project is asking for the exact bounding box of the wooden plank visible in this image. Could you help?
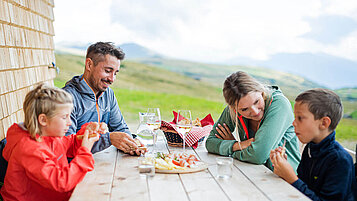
[194,146,269,201]
[110,152,149,201]
[147,138,189,201]
[70,146,117,201]
[165,146,229,201]
[111,135,175,201]
[148,171,189,201]
[233,159,310,200]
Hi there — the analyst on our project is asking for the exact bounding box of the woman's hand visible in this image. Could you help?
[215,123,235,140]
[232,138,255,151]
[270,150,298,184]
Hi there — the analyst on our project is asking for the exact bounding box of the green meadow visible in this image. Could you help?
[54,53,357,151]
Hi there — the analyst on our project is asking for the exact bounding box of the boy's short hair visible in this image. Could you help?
[295,88,343,131]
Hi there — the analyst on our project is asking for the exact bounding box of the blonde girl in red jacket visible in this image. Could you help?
[1,84,102,201]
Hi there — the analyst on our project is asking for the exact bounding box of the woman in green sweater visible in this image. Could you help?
[206,71,300,171]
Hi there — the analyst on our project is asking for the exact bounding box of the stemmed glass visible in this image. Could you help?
[176,110,192,152]
[146,108,161,152]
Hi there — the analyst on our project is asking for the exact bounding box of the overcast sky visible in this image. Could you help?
[54,0,357,63]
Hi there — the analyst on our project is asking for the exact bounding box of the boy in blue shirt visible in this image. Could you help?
[270,88,356,201]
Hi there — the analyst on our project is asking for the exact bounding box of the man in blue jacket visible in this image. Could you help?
[63,42,144,155]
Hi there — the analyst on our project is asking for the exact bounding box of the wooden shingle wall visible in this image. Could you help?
[0,0,56,140]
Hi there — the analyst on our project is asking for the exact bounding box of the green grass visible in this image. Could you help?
[54,52,357,149]
[336,119,357,141]
[113,88,226,123]
[351,111,357,119]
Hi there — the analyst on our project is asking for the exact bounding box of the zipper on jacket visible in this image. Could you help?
[83,78,101,122]
[308,144,316,187]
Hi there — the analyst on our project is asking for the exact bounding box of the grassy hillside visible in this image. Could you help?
[335,88,357,101]
[55,53,357,150]
[55,53,223,102]
[133,57,324,100]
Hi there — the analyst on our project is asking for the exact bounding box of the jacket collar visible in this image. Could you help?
[307,131,335,158]
[65,75,102,99]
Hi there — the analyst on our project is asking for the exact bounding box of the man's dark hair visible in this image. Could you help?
[295,88,343,131]
[86,42,125,66]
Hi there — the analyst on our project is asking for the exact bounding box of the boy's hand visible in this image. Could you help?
[270,147,287,159]
[270,150,298,184]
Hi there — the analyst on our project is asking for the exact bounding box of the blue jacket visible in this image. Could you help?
[63,75,131,153]
[292,132,356,201]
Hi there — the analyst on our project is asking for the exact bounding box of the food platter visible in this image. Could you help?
[156,163,208,174]
[154,152,208,174]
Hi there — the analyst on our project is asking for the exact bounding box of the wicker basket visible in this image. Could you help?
[163,131,205,147]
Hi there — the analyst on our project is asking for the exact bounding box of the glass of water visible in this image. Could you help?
[138,155,155,177]
[216,157,233,179]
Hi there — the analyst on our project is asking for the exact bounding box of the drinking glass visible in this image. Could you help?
[216,157,233,179]
[138,155,155,177]
[176,110,192,152]
[146,108,161,152]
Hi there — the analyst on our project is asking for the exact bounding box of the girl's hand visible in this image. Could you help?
[99,122,109,134]
[232,138,255,151]
[215,123,235,140]
[270,151,298,184]
[81,123,100,150]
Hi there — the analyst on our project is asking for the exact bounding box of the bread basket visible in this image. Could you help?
[163,130,205,147]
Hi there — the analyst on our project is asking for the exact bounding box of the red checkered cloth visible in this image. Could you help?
[160,112,214,148]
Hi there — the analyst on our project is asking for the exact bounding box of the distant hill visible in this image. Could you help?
[120,43,162,59]
[55,42,162,59]
[226,52,357,89]
[335,88,357,101]
[55,42,357,101]
[133,57,323,100]
[54,53,223,103]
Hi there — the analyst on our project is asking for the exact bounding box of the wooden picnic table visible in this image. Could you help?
[70,136,309,201]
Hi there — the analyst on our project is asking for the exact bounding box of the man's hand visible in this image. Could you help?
[215,123,235,140]
[270,149,298,184]
[110,132,145,155]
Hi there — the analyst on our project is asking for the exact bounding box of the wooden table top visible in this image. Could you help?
[70,137,309,201]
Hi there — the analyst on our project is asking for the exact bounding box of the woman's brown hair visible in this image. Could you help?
[223,71,270,127]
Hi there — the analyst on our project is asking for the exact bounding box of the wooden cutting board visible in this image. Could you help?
[155,163,208,174]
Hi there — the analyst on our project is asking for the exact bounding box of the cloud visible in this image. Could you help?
[54,0,357,63]
[110,0,209,38]
[302,15,357,44]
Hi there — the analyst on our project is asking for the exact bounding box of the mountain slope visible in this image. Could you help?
[226,52,357,89]
[132,57,323,99]
[54,53,223,102]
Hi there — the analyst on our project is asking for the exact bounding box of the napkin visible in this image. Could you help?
[161,111,214,149]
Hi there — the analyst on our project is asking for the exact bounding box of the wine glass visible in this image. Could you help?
[176,110,192,152]
[146,108,161,152]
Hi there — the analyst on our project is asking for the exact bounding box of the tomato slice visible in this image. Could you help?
[172,159,180,166]
[179,160,185,167]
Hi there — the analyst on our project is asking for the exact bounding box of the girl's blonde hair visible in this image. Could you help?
[23,84,73,141]
[223,71,270,124]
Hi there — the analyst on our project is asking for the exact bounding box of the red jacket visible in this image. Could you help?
[1,123,94,201]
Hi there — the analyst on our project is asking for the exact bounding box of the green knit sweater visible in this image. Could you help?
[205,87,301,171]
